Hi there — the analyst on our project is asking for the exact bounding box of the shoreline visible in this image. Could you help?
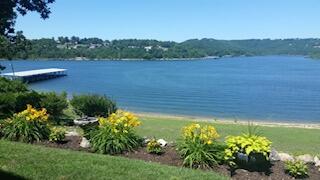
[0,56,222,61]
[134,111,320,129]
[1,55,313,61]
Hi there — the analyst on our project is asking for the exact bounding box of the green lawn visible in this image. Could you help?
[137,116,320,156]
[1,114,319,180]
[0,140,227,180]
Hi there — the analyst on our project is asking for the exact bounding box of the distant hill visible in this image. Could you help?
[2,37,320,60]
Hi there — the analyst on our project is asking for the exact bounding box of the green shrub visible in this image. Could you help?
[1,105,50,143]
[285,160,308,178]
[49,127,66,142]
[90,111,142,154]
[0,78,29,119]
[15,91,43,112]
[70,94,117,117]
[0,92,16,119]
[177,123,225,168]
[40,92,68,124]
[146,139,164,155]
[0,77,28,93]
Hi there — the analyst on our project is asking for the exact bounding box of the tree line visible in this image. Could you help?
[1,35,320,60]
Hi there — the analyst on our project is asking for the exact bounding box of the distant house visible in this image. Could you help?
[157,46,168,51]
[144,46,152,51]
[71,44,88,49]
[128,46,138,49]
[89,44,102,49]
[56,44,66,49]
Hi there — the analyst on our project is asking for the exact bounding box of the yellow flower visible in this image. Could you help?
[98,117,108,126]
[182,123,219,145]
[16,104,49,123]
[98,110,141,134]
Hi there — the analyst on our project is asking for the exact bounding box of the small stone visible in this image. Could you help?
[157,139,167,147]
[65,131,79,137]
[80,137,90,148]
[314,156,320,167]
[296,154,314,163]
[235,169,249,175]
[278,153,294,162]
[269,149,281,161]
[143,138,151,144]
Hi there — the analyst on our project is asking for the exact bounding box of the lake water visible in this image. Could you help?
[2,56,320,123]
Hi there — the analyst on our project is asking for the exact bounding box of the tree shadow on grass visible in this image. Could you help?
[0,170,27,180]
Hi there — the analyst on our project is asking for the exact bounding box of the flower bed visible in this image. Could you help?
[34,136,320,180]
[1,107,320,179]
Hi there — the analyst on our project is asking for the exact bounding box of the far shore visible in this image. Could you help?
[134,111,320,129]
[0,56,222,61]
[0,54,315,61]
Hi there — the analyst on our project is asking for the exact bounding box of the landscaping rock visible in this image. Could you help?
[143,138,151,144]
[314,156,320,167]
[65,131,80,137]
[278,153,294,161]
[235,169,249,175]
[80,137,90,148]
[296,154,314,163]
[157,139,167,147]
[269,149,281,161]
[74,117,98,125]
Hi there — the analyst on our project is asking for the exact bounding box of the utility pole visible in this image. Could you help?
[10,63,15,77]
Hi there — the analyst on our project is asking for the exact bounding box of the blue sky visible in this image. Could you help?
[15,0,320,42]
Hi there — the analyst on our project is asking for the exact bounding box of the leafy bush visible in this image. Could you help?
[224,133,271,167]
[146,139,164,155]
[15,91,43,112]
[70,94,117,117]
[1,105,50,142]
[0,79,69,122]
[177,123,225,168]
[49,127,66,142]
[0,92,16,119]
[0,77,28,93]
[40,92,68,124]
[285,160,308,178]
[0,78,30,119]
[90,110,142,154]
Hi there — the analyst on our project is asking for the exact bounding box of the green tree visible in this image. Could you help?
[0,32,30,59]
[40,92,68,124]
[0,35,13,59]
[0,0,55,36]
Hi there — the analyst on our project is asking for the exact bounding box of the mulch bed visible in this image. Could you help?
[36,136,320,180]
[34,136,88,152]
[122,144,183,167]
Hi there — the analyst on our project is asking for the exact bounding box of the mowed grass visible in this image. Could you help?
[137,116,320,156]
[0,140,227,180]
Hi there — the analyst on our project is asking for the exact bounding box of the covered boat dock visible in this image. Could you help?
[1,68,67,82]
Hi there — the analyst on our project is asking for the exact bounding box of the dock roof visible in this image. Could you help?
[1,68,67,77]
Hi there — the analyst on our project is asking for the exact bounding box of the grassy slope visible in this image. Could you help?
[137,116,320,156]
[0,140,227,180]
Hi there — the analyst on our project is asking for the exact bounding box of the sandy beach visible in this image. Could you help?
[135,111,320,129]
